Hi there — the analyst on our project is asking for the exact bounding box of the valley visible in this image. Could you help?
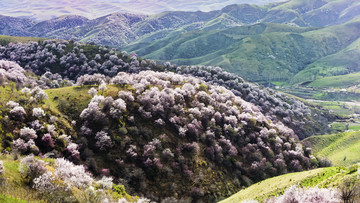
[1,0,360,92]
[0,0,360,202]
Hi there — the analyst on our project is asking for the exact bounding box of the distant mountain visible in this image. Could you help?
[0,15,35,36]
[33,13,147,47]
[292,35,360,85]
[1,0,360,48]
[0,0,285,21]
[1,0,360,85]
[28,15,90,36]
[125,20,360,83]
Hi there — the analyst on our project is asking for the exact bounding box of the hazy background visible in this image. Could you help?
[0,0,287,21]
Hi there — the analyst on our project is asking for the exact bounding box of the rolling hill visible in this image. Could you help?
[1,0,360,48]
[292,35,360,86]
[1,1,360,201]
[0,36,342,201]
[0,0,360,87]
[0,36,337,139]
[0,0,286,21]
[220,164,360,202]
[219,129,360,202]
[125,19,360,83]
[0,67,320,202]
[303,131,360,167]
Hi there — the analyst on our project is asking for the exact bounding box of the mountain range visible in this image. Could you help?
[1,1,360,202]
[2,0,360,46]
[0,0,285,21]
[127,19,360,84]
[1,0,360,86]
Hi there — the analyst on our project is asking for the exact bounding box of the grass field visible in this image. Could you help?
[308,72,360,88]
[309,100,360,116]
[220,165,359,203]
[0,194,28,203]
[303,131,360,167]
[126,17,360,84]
[0,35,48,45]
[330,122,360,132]
[222,120,360,202]
[294,36,360,87]
[0,155,43,202]
[45,84,124,120]
[349,123,360,131]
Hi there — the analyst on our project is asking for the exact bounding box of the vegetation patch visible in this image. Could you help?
[303,131,360,167]
[221,165,360,203]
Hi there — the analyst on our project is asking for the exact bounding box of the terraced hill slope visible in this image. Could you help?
[220,164,360,202]
[303,131,360,167]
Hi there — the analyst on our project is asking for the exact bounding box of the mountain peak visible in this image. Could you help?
[0,0,287,21]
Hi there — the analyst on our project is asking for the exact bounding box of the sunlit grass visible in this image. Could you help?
[303,131,360,167]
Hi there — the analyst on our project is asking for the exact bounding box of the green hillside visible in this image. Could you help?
[264,0,360,26]
[125,20,360,83]
[1,1,360,89]
[0,154,135,202]
[0,156,42,202]
[307,72,360,88]
[220,165,359,202]
[0,67,327,202]
[131,0,360,45]
[0,35,48,46]
[303,131,360,167]
[1,83,357,202]
[293,33,360,86]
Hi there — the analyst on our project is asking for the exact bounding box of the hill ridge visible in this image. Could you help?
[1,0,360,48]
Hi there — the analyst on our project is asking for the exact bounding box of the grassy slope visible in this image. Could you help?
[308,72,360,88]
[0,84,136,202]
[313,101,354,116]
[292,22,360,86]
[0,156,42,202]
[220,165,359,203]
[0,85,78,202]
[0,155,135,202]
[303,131,360,167]
[0,84,77,149]
[126,23,318,81]
[45,85,93,121]
[0,195,28,203]
[0,35,48,45]
[125,19,360,83]
[299,23,360,88]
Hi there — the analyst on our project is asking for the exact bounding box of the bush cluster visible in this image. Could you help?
[0,40,334,139]
[0,39,337,202]
[76,71,318,201]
